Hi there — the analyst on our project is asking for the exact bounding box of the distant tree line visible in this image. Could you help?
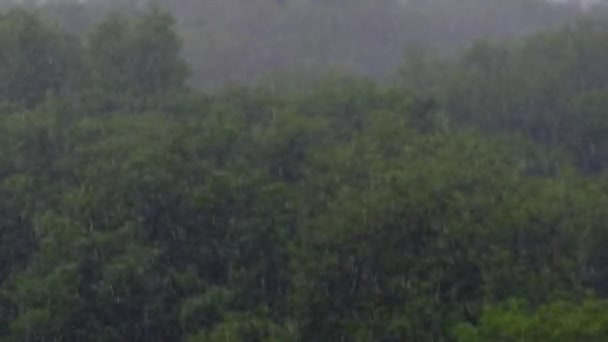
[8,0,596,89]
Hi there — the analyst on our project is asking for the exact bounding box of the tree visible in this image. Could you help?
[85,7,188,112]
[0,8,81,108]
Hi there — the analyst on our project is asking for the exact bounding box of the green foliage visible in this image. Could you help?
[454,298,608,341]
[0,8,81,108]
[1,6,608,342]
[401,18,608,173]
[84,7,188,112]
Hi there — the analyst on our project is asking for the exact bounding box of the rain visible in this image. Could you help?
[0,0,607,340]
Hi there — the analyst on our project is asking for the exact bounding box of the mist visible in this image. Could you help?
[5,0,601,89]
[1,0,608,340]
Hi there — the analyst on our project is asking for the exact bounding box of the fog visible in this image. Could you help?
[2,0,608,340]
[3,0,603,89]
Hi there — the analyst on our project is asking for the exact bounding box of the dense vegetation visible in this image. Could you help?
[1,3,608,341]
[12,0,603,89]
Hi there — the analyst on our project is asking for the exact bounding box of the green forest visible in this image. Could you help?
[1,1,608,341]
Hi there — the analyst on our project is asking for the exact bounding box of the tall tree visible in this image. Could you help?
[85,7,188,112]
[0,8,81,108]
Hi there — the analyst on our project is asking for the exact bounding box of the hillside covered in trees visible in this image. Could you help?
[1,1,608,341]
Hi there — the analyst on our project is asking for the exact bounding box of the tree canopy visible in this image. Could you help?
[1,5,608,341]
